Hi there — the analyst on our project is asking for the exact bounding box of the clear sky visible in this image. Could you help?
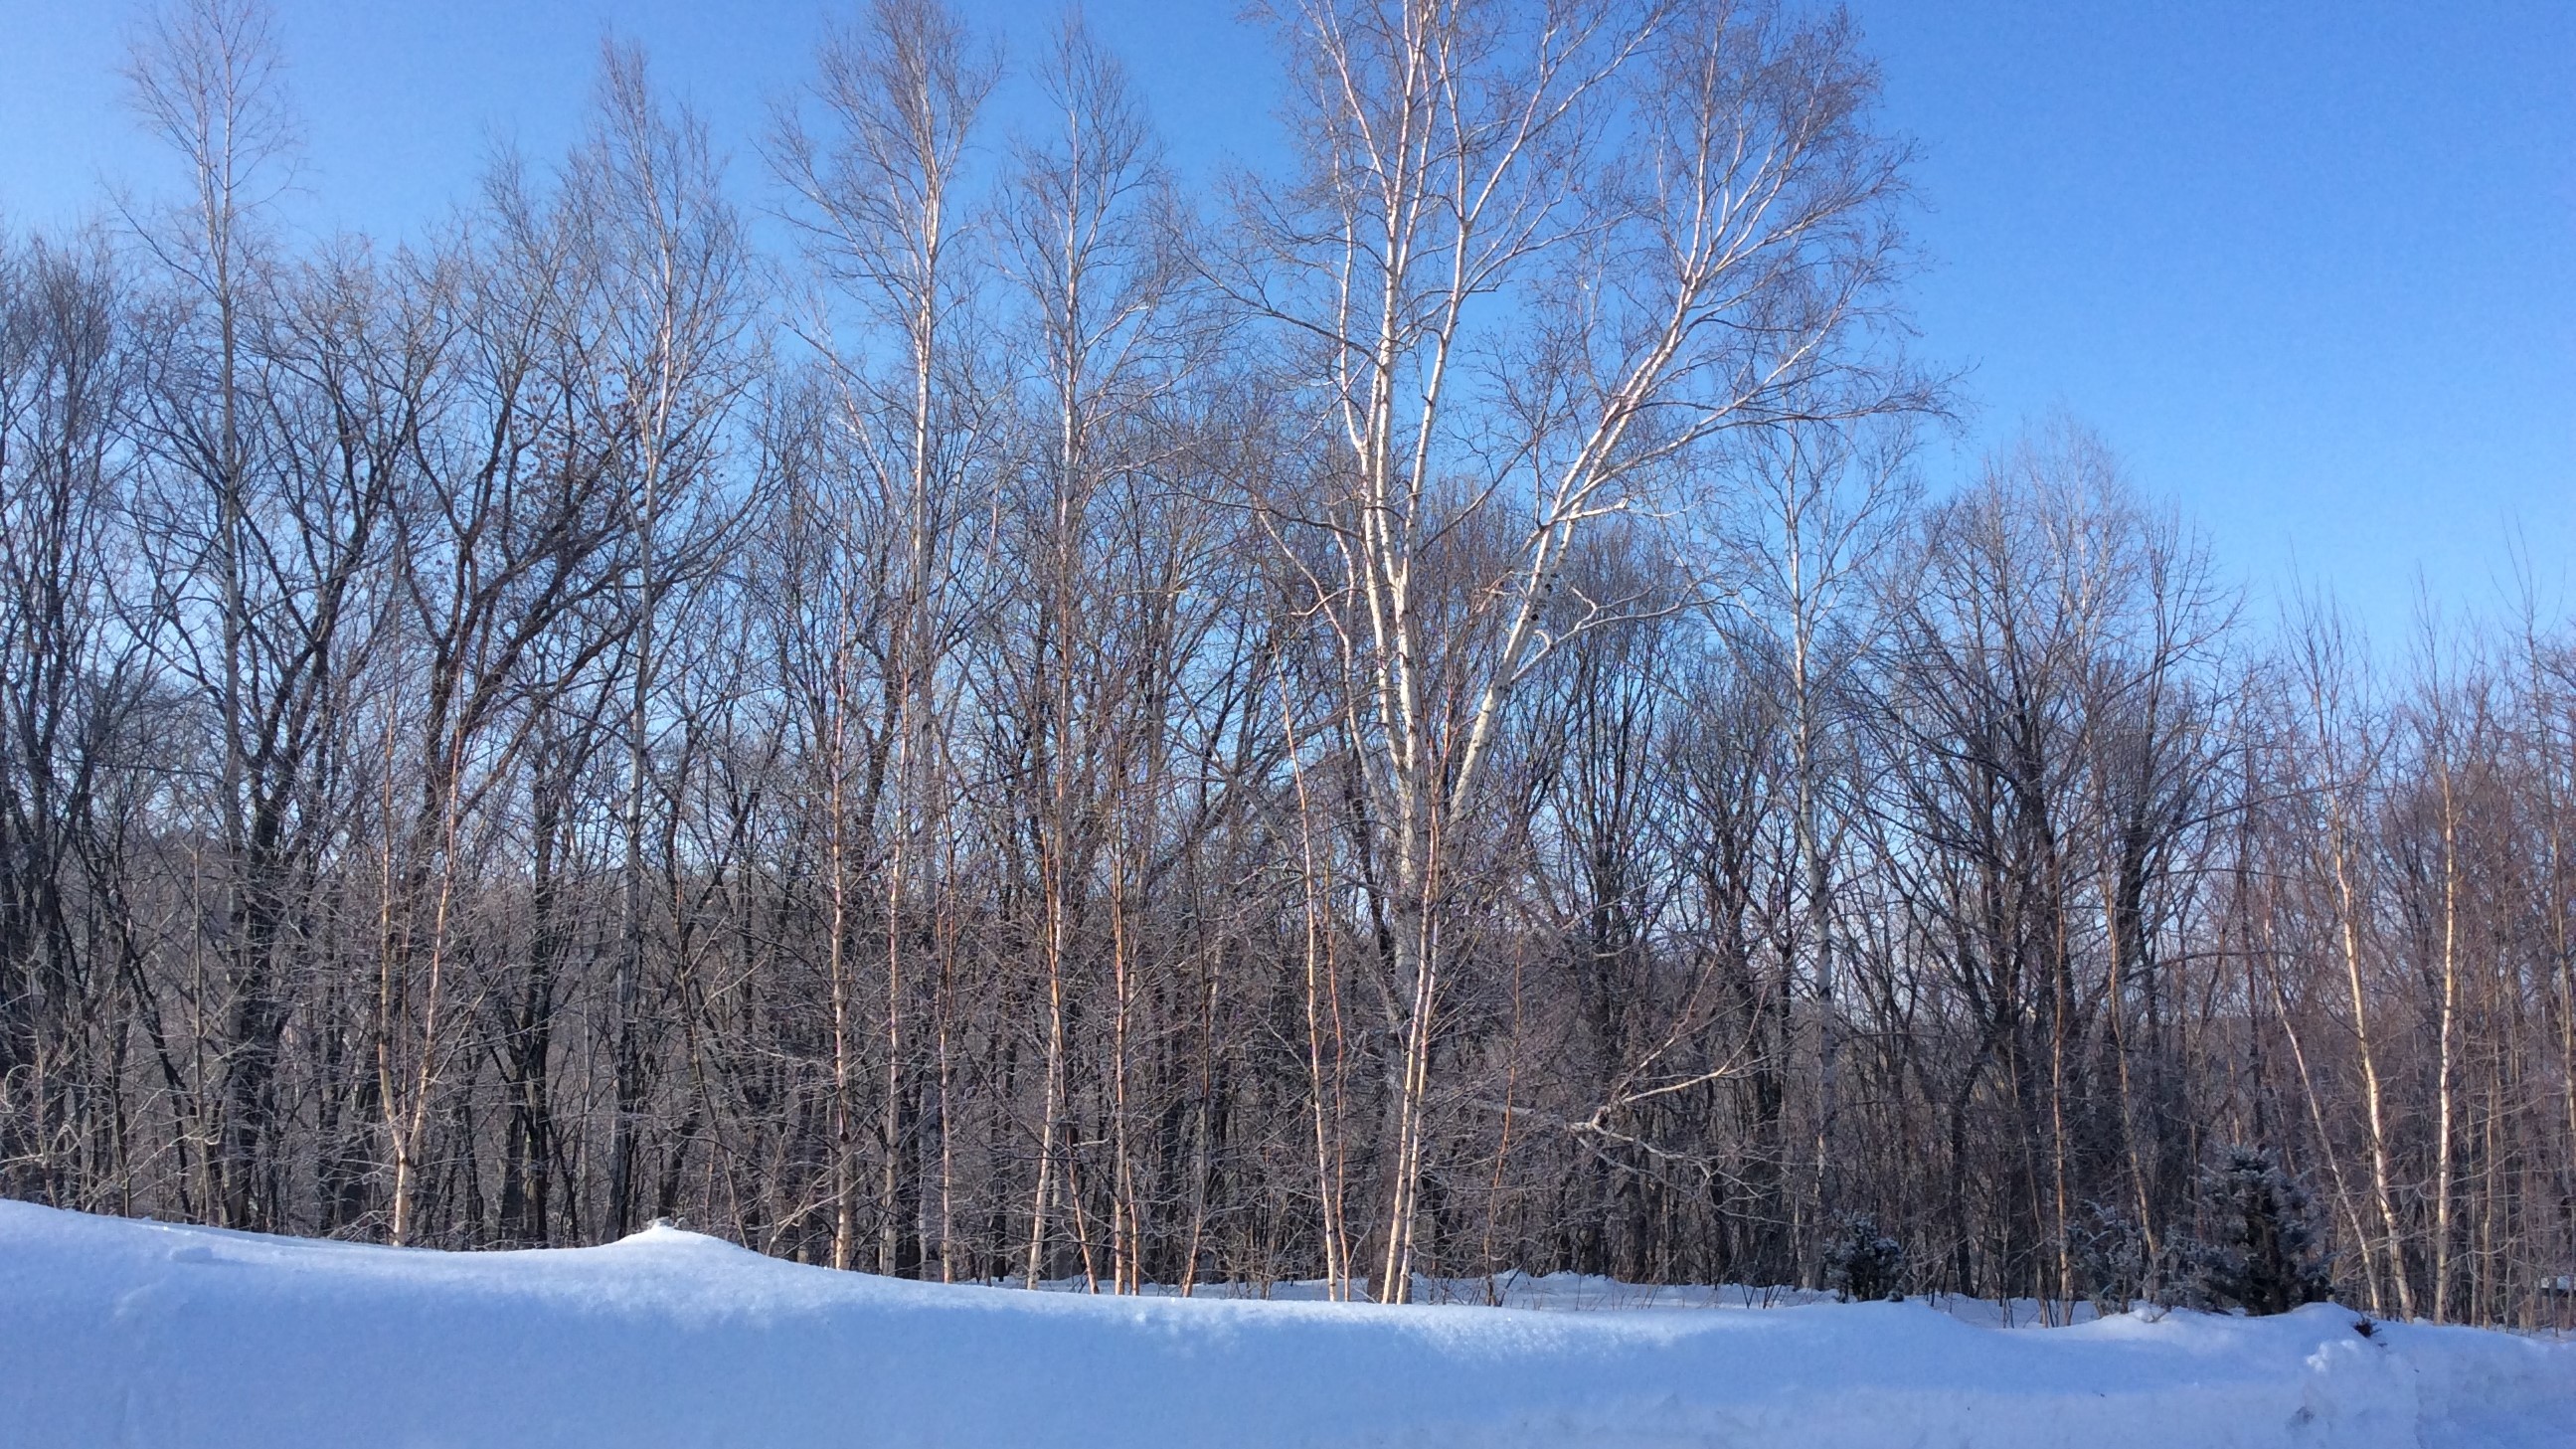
[3,0,2567,642]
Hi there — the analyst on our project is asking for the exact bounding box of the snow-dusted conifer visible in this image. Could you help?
[2187,1148,2334,1315]
[1823,1213,1907,1302]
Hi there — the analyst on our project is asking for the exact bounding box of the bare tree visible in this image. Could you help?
[0,233,151,1208]
[773,0,1000,1277]
[569,39,762,1240]
[1229,0,1921,1298]
[123,0,312,1230]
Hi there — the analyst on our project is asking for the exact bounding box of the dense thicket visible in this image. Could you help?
[3,0,2570,1327]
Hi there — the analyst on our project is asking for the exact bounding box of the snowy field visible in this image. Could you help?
[2,1200,2567,1448]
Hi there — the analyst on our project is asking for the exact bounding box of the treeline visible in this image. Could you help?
[2,0,2570,1327]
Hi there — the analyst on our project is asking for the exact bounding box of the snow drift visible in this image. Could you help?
[2,1200,2566,1448]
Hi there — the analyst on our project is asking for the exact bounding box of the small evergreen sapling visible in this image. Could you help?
[2187,1147,2334,1315]
[1823,1213,1907,1302]
[2072,1202,2147,1316]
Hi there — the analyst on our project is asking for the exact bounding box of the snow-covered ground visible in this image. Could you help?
[1022,1267,2089,1325]
[2,1200,2566,1448]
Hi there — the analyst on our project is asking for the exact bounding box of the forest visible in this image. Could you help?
[2,0,2570,1330]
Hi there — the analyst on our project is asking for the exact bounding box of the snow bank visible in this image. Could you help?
[2,1200,2565,1448]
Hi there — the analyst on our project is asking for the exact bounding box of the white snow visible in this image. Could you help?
[2,1199,2567,1447]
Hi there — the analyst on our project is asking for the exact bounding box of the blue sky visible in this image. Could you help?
[3,0,2567,642]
